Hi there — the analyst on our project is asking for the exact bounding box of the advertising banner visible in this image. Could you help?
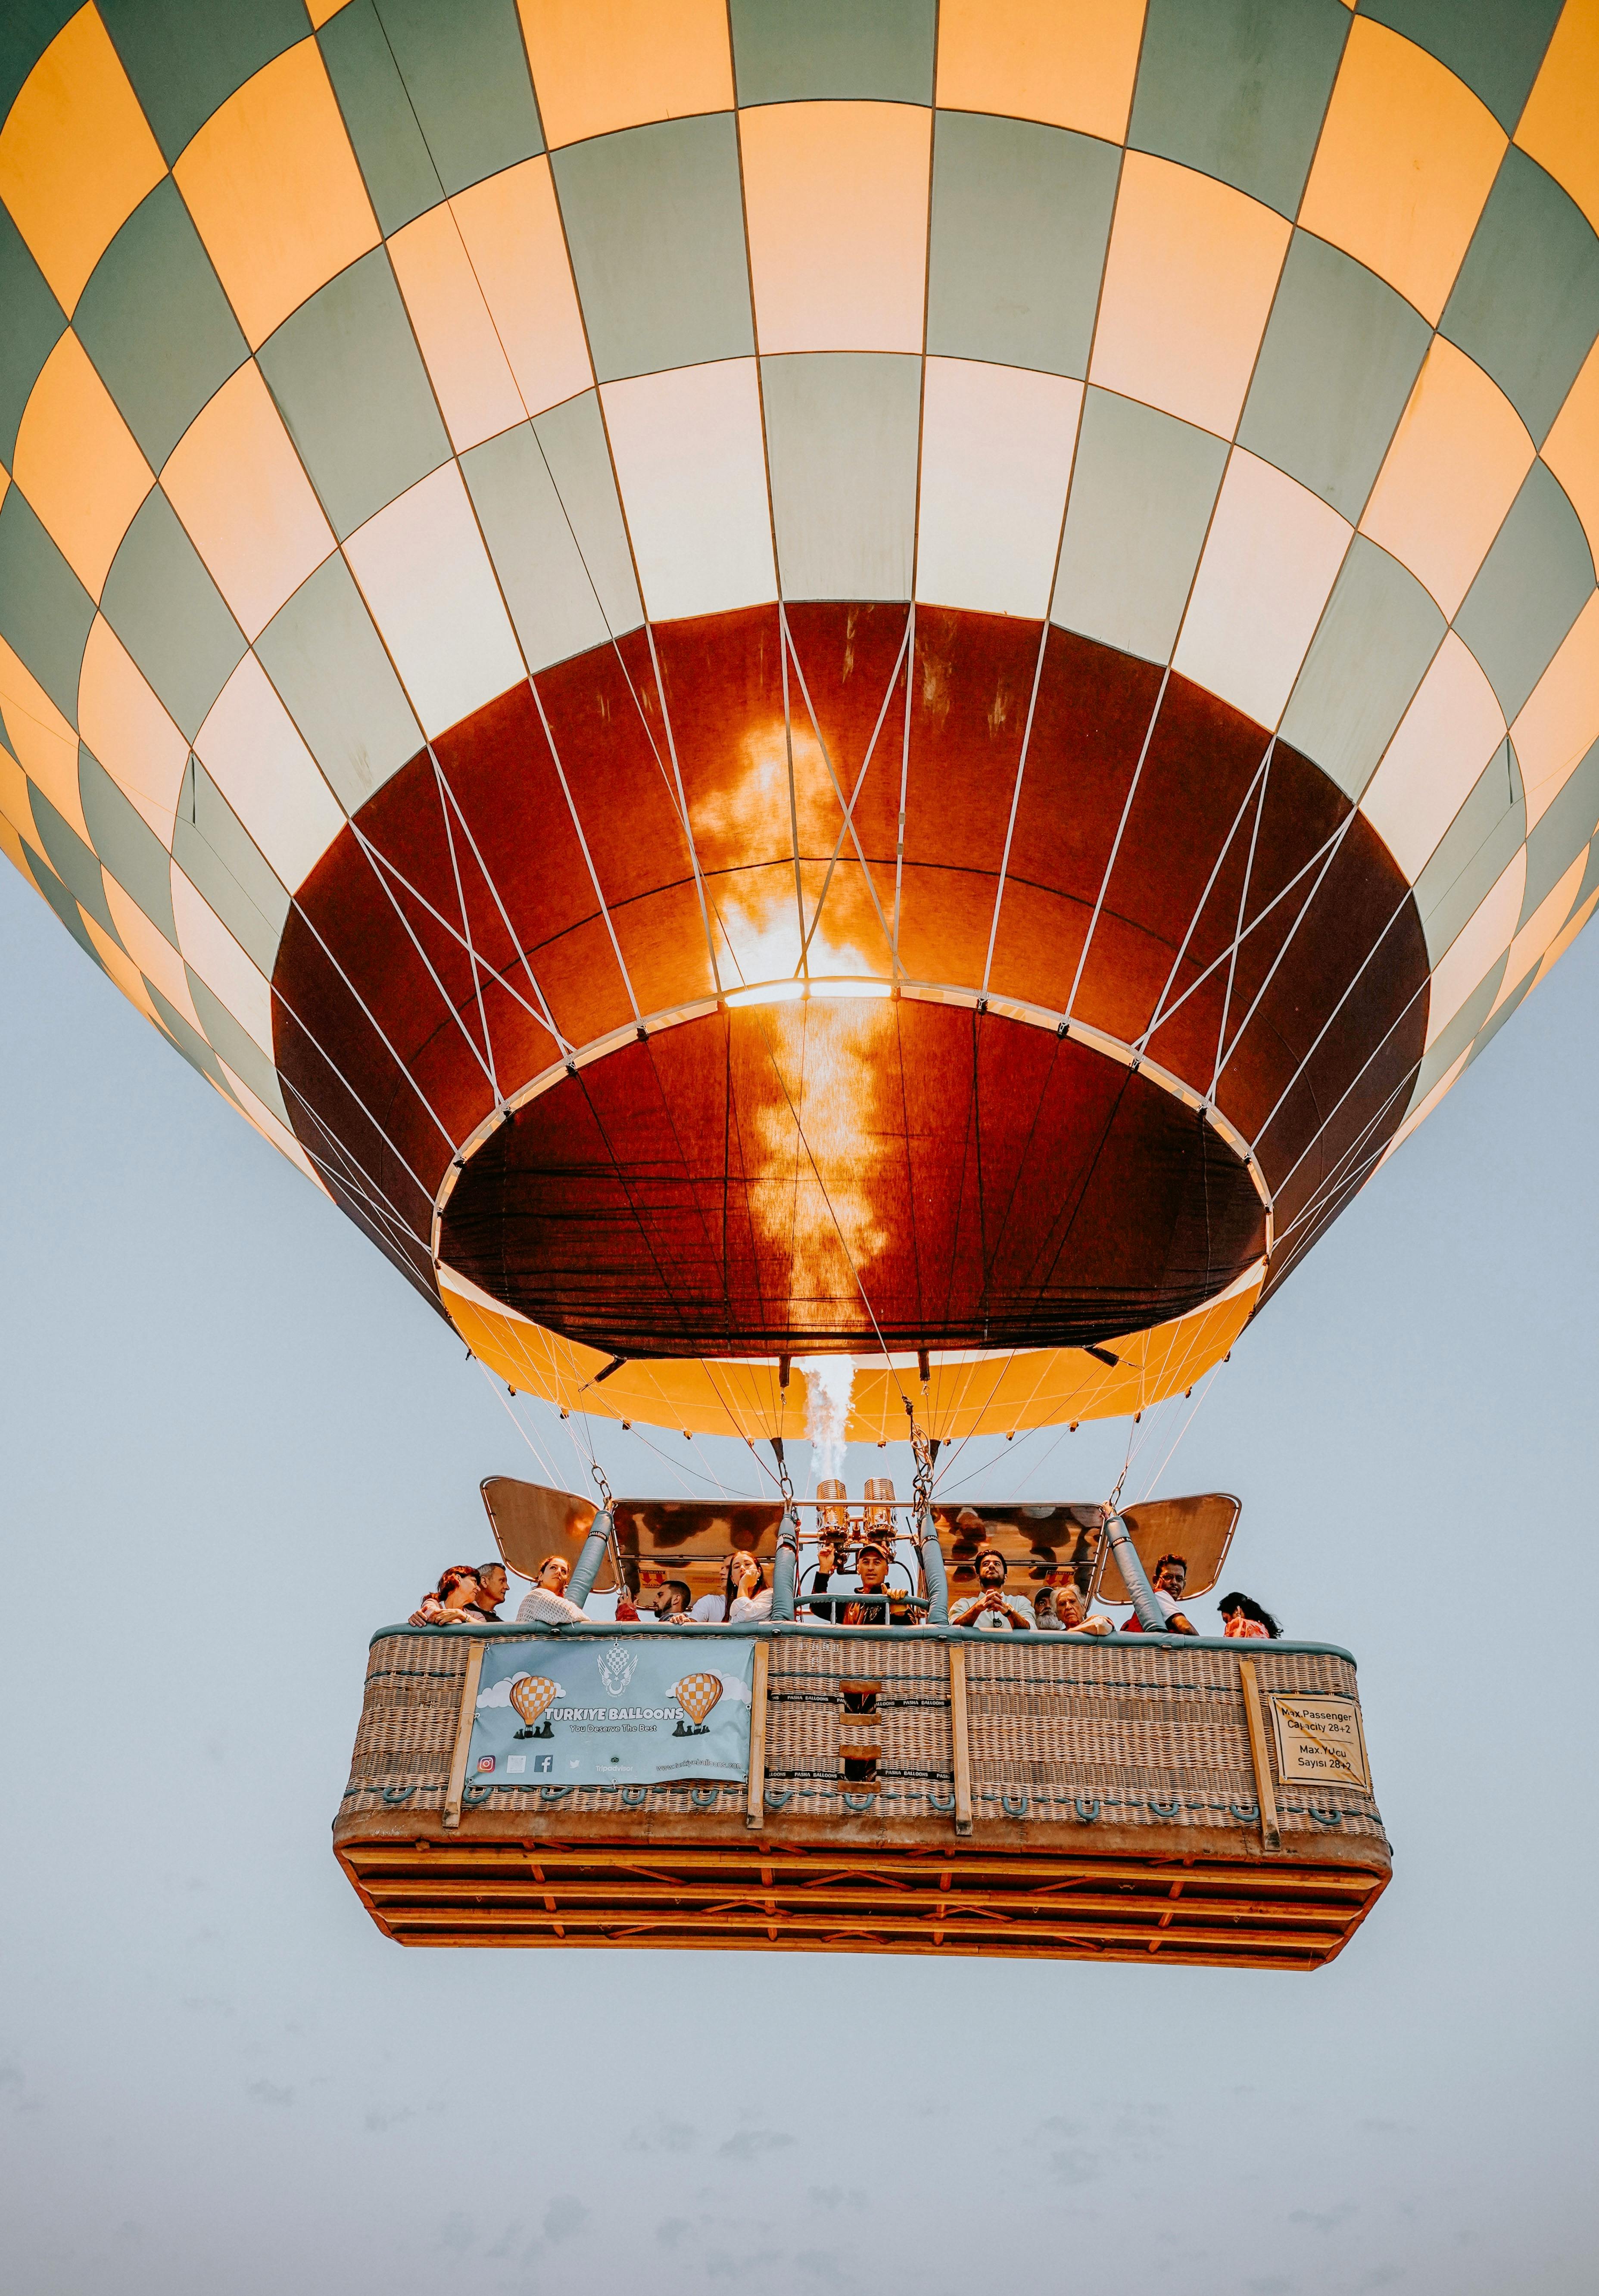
[468,1635,756,1787]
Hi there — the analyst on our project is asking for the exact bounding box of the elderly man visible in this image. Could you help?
[949,1545,1036,1631]
[514,1552,592,1627]
[1037,1574,1114,1636]
[1120,1553,1199,1636]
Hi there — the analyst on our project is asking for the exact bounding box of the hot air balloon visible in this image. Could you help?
[670,1671,723,1731]
[3,0,1595,1447]
[508,1673,560,1732]
[6,1,1594,1963]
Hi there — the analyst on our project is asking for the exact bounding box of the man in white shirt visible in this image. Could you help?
[514,1552,591,1626]
[948,1546,1036,1630]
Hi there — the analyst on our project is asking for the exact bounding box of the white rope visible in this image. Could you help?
[1064,666,1171,1022]
[1210,743,1273,1099]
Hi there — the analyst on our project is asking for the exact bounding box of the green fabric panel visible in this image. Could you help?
[0,2,77,128]
[172,755,290,979]
[1454,461,1594,722]
[29,784,116,937]
[256,551,423,812]
[78,746,179,944]
[255,552,422,813]
[1359,0,1562,136]
[1280,538,1443,802]
[187,968,289,1122]
[530,391,642,638]
[0,202,65,468]
[1128,0,1347,219]
[256,248,450,541]
[1051,389,1227,666]
[760,352,920,602]
[1521,737,1599,924]
[319,0,441,238]
[24,840,106,971]
[1412,738,1523,965]
[98,0,308,165]
[926,113,1119,379]
[73,179,248,469]
[554,115,754,383]
[1465,967,1533,1067]
[373,0,542,191]
[1440,149,1599,447]
[729,0,936,104]
[145,976,236,1095]
[0,485,95,722]
[1414,959,1502,1102]
[1239,233,1429,519]
[100,489,246,742]
[464,425,617,672]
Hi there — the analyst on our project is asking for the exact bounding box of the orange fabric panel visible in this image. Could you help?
[1515,0,1599,232]
[10,330,153,598]
[1298,19,1505,326]
[517,0,733,147]
[82,908,162,1024]
[388,204,527,451]
[0,4,165,313]
[449,158,593,418]
[740,103,930,356]
[1511,591,1599,834]
[935,0,1145,142]
[1542,335,1599,572]
[77,613,190,840]
[0,630,88,840]
[1359,339,1534,618]
[161,360,335,641]
[174,37,380,349]
[1090,154,1290,440]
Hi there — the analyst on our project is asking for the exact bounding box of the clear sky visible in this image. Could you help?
[2,856,1596,2296]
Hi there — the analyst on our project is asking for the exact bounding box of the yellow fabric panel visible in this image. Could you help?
[1425,846,1525,1050]
[740,103,931,357]
[0,738,39,851]
[388,203,527,452]
[305,0,355,25]
[103,874,199,1028]
[162,361,336,641]
[935,0,1145,143]
[0,4,165,314]
[1090,153,1290,440]
[11,329,153,599]
[1360,632,1506,880]
[516,0,734,148]
[1531,884,1599,995]
[1542,335,1599,573]
[0,629,89,840]
[0,809,30,881]
[77,613,189,840]
[1511,590,1599,834]
[1298,19,1505,327]
[1359,339,1534,619]
[174,37,380,351]
[449,159,594,420]
[81,907,162,1024]
[439,1264,1260,1440]
[1494,849,1588,1015]
[1515,0,1599,233]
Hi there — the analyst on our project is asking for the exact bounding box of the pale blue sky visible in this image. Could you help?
[2,858,1595,2296]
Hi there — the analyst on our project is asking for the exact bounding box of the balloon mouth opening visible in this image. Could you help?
[724,977,893,1008]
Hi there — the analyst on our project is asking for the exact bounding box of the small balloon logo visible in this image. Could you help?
[510,1674,560,1728]
[672,1672,723,1729]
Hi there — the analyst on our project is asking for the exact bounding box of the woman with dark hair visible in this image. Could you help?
[724,1552,773,1621]
[1216,1591,1281,1639]
[410,1565,483,1626]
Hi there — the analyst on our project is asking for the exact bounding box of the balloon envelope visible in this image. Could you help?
[1,3,1595,1437]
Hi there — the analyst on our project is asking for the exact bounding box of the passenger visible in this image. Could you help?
[514,1552,591,1627]
[472,1562,508,1622]
[1217,1590,1281,1639]
[1036,1577,1113,1636]
[948,1545,1036,1631]
[1120,1553,1199,1635]
[807,1535,915,1624]
[653,1578,692,1621]
[410,1565,482,1626]
[726,1554,774,1621]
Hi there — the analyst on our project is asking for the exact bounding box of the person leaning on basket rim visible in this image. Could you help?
[1120,1553,1199,1636]
[514,1552,592,1627]
[949,1544,1036,1630]
[1036,1572,1114,1636]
